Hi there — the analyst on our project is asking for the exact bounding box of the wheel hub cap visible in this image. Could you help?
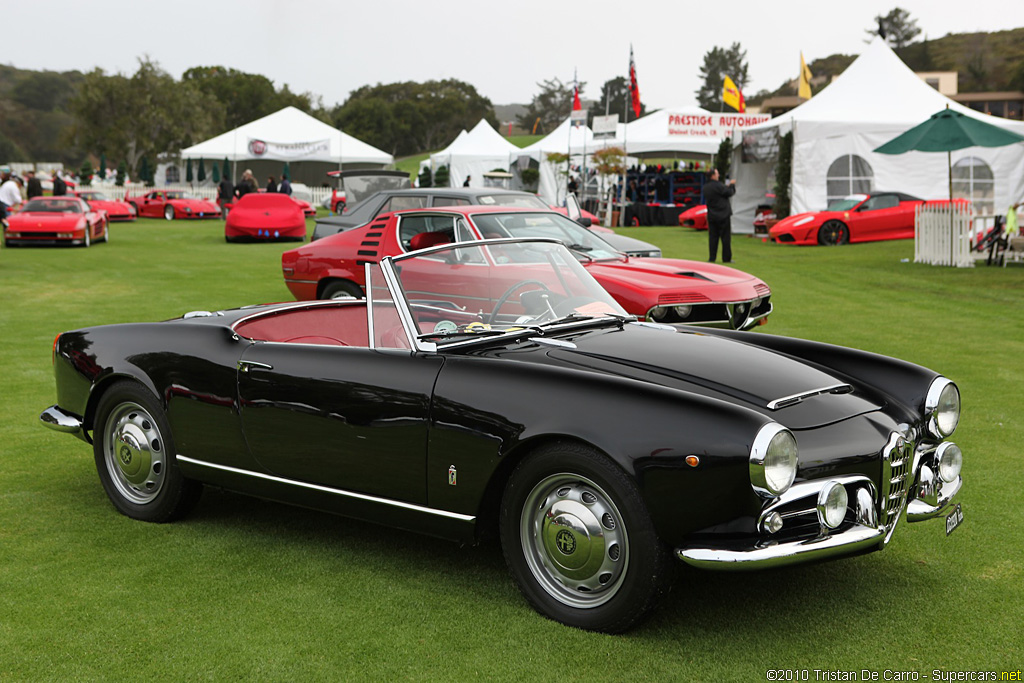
[104,402,166,504]
[543,501,603,578]
[115,427,149,485]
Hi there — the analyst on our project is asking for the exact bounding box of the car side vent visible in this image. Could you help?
[370,222,387,230]
[366,231,383,238]
[674,271,713,281]
[755,283,771,297]
[357,250,377,257]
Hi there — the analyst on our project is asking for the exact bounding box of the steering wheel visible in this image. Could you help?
[488,280,551,325]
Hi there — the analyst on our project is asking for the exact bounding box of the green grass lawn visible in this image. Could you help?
[2,219,1022,679]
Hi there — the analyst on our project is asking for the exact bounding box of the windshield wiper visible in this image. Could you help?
[565,243,593,252]
[541,312,635,329]
[417,323,546,342]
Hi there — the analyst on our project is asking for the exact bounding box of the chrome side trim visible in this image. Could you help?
[40,405,84,435]
[677,525,884,571]
[767,383,853,410]
[907,476,962,521]
[176,455,476,523]
[531,337,577,349]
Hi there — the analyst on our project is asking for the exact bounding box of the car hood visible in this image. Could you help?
[533,325,880,429]
[585,257,761,292]
[771,211,829,232]
[10,213,84,229]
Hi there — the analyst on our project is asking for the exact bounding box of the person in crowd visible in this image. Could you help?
[0,167,23,210]
[52,170,68,196]
[704,168,737,263]
[567,176,579,195]
[279,174,292,196]
[266,176,277,193]
[463,176,471,187]
[25,171,43,199]
[235,169,257,199]
[217,172,234,215]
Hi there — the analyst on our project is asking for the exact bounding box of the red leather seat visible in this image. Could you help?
[410,231,451,251]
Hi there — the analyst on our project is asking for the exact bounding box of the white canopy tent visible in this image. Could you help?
[518,117,597,204]
[180,106,392,185]
[734,38,1024,230]
[429,119,520,188]
[598,106,722,158]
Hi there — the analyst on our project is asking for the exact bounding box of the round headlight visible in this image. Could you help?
[936,442,962,483]
[750,424,798,497]
[817,481,848,529]
[648,306,668,321]
[925,377,960,438]
[674,305,692,318]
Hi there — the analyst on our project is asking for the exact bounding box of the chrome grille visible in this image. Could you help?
[881,434,911,541]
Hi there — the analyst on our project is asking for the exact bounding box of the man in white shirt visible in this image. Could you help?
[0,167,24,210]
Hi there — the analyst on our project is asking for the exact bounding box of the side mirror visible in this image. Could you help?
[576,217,593,228]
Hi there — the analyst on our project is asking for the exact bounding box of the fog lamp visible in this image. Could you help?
[937,442,962,483]
[760,511,783,534]
[817,481,848,529]
[648,306,668,321]
[674,305,692,318]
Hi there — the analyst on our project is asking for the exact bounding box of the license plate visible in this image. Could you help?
[945,503,963,536]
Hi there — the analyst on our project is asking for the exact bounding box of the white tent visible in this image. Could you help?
[734,38,1024,229]
[597,106,722,158]
[429,119,520,188]
[181,106,393,166]
[518,117,597,204]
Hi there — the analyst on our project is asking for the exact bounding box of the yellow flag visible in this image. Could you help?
[722,76,745,112]
[798,52,813,99]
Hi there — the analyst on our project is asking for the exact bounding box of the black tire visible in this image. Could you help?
[321,280,363,300]
[83,228,91,248]
[818,220,849,246]
[164,205,175,221]
[93,381,202,522]
[499,441,672,633]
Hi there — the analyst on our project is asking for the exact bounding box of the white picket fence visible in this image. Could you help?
[914,202,976,268]
[113,182,333,207]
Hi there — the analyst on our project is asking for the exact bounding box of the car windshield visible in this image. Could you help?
[477,194,549,209]
[826,195,867,211]
[468,212,622,260]
[22,199,81,213]
[370,240,628,349]
[79,192,108,201]
[164,191,195,200]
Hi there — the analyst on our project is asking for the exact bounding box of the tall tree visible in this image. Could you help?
[182,66,319,129]
[695,44,748,111]
[516,77,584,135]
[332,80,497,156]
[67,58,221,177]
[587,77,646,123]
[865,7,922,50]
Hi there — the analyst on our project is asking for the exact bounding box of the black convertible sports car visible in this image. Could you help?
[40,239,964,632]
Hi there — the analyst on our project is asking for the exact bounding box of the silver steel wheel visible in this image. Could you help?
[101,401,167,505]
[520,473,629,609]
[164,205,175,220]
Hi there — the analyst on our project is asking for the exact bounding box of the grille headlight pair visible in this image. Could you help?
[749,423,798,498]
[936,442,963,483]
[817,481,849,529]
[925,377,960,438]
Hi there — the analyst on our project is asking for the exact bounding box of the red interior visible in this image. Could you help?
[235,303,368,346]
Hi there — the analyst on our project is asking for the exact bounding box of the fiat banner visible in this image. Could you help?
[246,138,332,160]
[667,113,770,138]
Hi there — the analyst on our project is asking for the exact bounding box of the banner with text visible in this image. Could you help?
[667,113,771,138]
[246,137,332,160]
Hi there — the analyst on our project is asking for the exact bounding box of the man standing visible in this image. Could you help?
[217,172,234,216]
[704,168,736,263]
[0,167,22,211]
[279,174,292,196]
[26,171,43,199]
[52,171,68,196]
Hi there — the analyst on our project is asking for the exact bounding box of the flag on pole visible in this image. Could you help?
[798,52,813,99]
[628,45,641,118]
[572,68,582,111]
[722,76,745,112]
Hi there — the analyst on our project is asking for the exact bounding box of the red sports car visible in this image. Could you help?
[769,192,925,246]
[74,190,137,221]
[4,196,108,247]
[678,205,708,230]
[282,206,772,329]
[225,193,307,243]
[129,190,221,220]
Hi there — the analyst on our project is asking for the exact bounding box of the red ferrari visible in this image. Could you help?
[769,192,925,246]
[129,190,221,220]
[678,205,708,230]
[4,196,108,247]
[225,193,307,243]
[74,190,137,221]
[282,206,773,330]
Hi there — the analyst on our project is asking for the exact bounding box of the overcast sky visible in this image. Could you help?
[4,1,1023,114]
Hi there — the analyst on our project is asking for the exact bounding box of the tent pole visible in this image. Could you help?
[948,149,954,266]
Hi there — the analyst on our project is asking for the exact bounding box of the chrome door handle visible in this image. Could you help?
[238,360,273,373]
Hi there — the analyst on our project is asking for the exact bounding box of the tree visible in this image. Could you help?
[332,80,497,156]
[138,156,153,186]
[182,66,318,130]
[115,161,126,187]
[714,137,733,178]
[417,165,432,188]
[79,160,93,186]
[516,77,584,135]
[773,132,793,219]
[67,58,222,178]
[865,7,922,50]
[587,77,646,123]
[695,44,748,111]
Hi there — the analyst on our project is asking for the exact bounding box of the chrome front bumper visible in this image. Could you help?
[40,405,89,443]
[677,440,963,571]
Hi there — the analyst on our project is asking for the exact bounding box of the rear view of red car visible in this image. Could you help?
[225,192,306,243]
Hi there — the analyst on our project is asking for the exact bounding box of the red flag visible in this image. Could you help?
[572,68,581,111]
[629,46,641,119]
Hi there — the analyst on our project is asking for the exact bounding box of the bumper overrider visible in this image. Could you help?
[677,432,963,570]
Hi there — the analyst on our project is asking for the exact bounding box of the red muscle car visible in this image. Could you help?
[769,192,925,246]
[129,190,221,220]
[74,190,137,221]
[4,196,108,247]
[225,192,307,243]
[282,206,772,329]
